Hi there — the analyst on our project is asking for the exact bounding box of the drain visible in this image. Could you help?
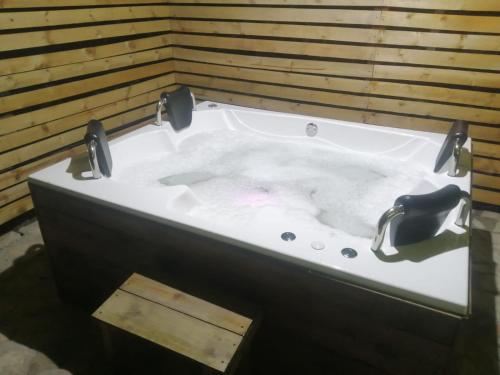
[306,122,318,137]
[208,103,218,108]
[281,232,296,241]
[341,248,358,258]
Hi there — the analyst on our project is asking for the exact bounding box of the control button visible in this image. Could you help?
[311,241,325,250]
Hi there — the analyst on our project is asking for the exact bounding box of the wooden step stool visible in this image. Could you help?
[92,273,257,374]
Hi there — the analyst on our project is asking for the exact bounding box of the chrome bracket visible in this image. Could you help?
[191,92,197,111]
[156,97,166,126]
[86,139,102,179]
[371,205,405,253]
[156,92,196,126]
[455,191,471,228]
[448,138,463,177]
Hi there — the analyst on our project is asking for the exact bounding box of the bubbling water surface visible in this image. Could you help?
[115,129,427,238]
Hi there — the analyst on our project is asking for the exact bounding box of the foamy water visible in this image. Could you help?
[115,129,428,238]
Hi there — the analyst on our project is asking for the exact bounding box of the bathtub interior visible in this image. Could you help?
[30,101,471,315]
[113,116,435,239]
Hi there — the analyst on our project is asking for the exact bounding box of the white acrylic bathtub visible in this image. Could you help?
[30,101,471,316]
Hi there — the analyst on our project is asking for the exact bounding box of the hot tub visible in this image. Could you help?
[29,101,471,374]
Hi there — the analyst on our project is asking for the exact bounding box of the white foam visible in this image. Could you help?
[114,129,428,238]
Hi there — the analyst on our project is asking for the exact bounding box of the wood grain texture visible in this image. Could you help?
[0,80,175,153]
[472,188,500,206]
[121,273,252,335]
[31,183,460,375]
[2,0,499,224]
[0,0,162,8]
[0,6,170,30]
[170,2,500,207]
[0,196,33,226]
[0,34,171,76]
[0,20,170,52]
[166,0,500,10]
[93,288,243,372]
[170,6,500,33]
[0,1,174,224]
[171,20,500,52]
[0,46,173,93]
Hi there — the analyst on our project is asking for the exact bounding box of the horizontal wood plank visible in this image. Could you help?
[0,100,164,171]
[473,142,500,159]
[93,288,242,372]
[0,81,175,153]
[0,60,174,115]
[171,20,500,52]
[0,73,175,135]
[0,0,163,8]
[0,35,171,76]
[1,47,173,93]
[0,196,33,226]
[175,60,500,113]
[169,6,500,33]
[173,34,500,72]
[0,6,170,30]
[472,188,500,206]
[174,47,500,90]
[176,73,500,125]
[167,0,500,11]
[474,156,500,175]
[0,118,150,193]
[0,182,29,207]
[0,20,170,52]
[473,173,500,191]
[121,273,252,335]
[184,86,500,142]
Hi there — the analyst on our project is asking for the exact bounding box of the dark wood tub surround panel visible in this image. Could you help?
[169,0,500,207]
[0,0,177,225]
[30,181,461,375]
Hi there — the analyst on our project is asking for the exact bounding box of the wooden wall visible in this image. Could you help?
[170,0,500,207]
[1,1,499,225]
[0,0,175,225]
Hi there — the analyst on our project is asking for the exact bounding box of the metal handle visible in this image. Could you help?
[455,191,471,227]
[191,92,197,111]
[156,98,166,126]
[448,138,462,177]
[86,139,102,179]
[157,92,195,126]
[371,205,405,252]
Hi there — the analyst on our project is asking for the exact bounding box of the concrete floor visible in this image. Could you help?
[0,210,499,375]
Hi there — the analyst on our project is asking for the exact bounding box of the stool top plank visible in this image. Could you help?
[121,273,252,336]
[92,273,253,373]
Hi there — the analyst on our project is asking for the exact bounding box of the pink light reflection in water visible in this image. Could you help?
[234,190,277,207]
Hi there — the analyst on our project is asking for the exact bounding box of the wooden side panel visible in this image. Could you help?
[170,1,500,207]
[0,1,172,225]
[31,182,460,375]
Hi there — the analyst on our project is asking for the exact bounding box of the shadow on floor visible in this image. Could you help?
[0,228,499,375]
[448,228,499,375]
[0,245,110,375]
